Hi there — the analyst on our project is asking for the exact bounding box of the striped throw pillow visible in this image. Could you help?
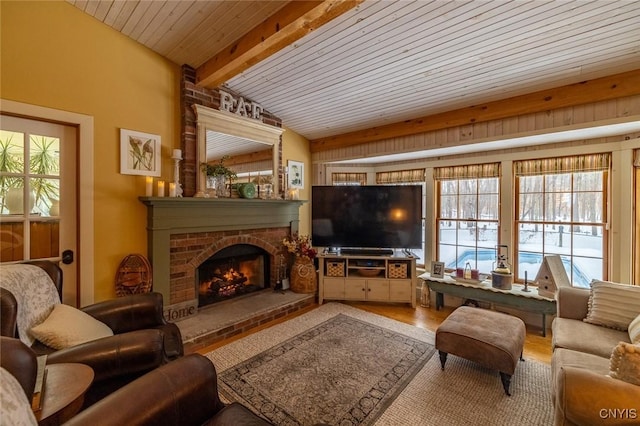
[583,280,640,331]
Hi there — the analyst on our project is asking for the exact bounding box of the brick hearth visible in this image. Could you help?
[180,290,315,353]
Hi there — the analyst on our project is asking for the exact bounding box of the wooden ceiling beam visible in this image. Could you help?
[225,148,273,166]
[310,69,640,153]
[206,148,273,166]
[196,0,364,89]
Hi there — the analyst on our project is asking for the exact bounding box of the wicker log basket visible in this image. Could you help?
[115,254,152,297]
[290,257,317,294]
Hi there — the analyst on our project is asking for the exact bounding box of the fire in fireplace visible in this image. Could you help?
[197,244,270,307]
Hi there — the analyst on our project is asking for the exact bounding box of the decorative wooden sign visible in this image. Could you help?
[219,89,264,120]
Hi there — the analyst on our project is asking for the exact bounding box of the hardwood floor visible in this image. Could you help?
[196,301,553,364]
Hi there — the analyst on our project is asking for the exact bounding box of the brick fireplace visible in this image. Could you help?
[197,243,270,307]
[140,197,304,321]
[171,227,288,308]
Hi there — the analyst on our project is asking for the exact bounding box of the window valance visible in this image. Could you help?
[433,163,500,181]
[514,153,610,176]
[376,169,424,184]
[331,172,366,185]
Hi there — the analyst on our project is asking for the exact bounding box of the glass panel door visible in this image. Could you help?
[1,114,78,304]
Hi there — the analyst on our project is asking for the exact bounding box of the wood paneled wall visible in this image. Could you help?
[312,94,640,172]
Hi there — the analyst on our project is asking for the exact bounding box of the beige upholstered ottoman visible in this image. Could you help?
[435,306,526,395]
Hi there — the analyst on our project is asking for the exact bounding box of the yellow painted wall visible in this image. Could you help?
[1,1,314,301]
[1,1,181,301]
[282,127,312,236]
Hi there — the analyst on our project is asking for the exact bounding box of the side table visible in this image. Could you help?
[34,363,94,426]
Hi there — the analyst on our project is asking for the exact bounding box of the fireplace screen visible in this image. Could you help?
[197,244,269,307]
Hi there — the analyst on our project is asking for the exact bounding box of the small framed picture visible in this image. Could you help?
[287,160,304,189]
[120,128,161,176]
[431,261,445,278]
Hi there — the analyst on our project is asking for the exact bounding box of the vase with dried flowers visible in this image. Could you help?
[283,233,317,293]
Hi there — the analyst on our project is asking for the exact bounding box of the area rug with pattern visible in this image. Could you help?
[205,303,553,426]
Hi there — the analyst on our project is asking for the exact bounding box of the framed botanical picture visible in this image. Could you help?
[431,261,445,279]
[120,128,161,176]
[287,160,304,189]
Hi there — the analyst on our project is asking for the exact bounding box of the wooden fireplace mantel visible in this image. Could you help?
[140,196,306,313]
[140,197,305,232]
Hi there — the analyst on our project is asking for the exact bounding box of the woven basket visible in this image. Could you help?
[326,261,345,277]
[116,254,152,297]
[290,257,317,294]
[388,262,408,279]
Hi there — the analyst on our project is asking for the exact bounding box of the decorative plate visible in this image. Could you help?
[240,182,256,199]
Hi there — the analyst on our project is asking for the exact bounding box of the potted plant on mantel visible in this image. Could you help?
[200,155,237,197]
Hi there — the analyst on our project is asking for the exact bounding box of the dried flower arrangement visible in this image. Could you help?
[282,233,317,260]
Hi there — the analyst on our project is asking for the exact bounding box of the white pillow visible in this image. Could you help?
[584,280,640,331]
[609,342,640,386]
[0,367,38,426]
[30,304,113,350]
[629,313,640,344]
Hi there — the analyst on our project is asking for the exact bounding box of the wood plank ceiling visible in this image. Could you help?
[67,0,640,157]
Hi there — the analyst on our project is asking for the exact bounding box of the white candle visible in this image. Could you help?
[157,180,165,197]
[288,188,299,200]
[169,182,176,197]
[172,149,182,160]
[145,176,153,197]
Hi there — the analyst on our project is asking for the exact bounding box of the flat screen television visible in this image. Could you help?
[311,185,423,249]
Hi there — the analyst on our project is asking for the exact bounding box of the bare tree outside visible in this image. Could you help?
[437,177,500,272]
[516,171,606,287]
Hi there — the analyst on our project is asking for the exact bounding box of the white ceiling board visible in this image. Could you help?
[225,0,640,139]
[205,131,271,162]
[66,0,289,68]
[66,0,640,145]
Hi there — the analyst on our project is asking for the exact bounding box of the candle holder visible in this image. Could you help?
[171,149,183,197]
[522,271,531,292]
[282,166,288,199]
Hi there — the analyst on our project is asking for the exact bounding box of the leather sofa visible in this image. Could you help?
[65,353,274,426]
[551,286,640,425]
[1,261,184,407]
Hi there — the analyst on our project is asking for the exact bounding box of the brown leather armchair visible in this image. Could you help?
[0,336,38,400]
[0,261,184,407]
[64,353,274,426]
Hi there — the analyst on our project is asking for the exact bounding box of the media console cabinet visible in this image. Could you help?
[318,253,417,308]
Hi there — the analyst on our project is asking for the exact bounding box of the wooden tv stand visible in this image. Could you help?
[318,253,417,308]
